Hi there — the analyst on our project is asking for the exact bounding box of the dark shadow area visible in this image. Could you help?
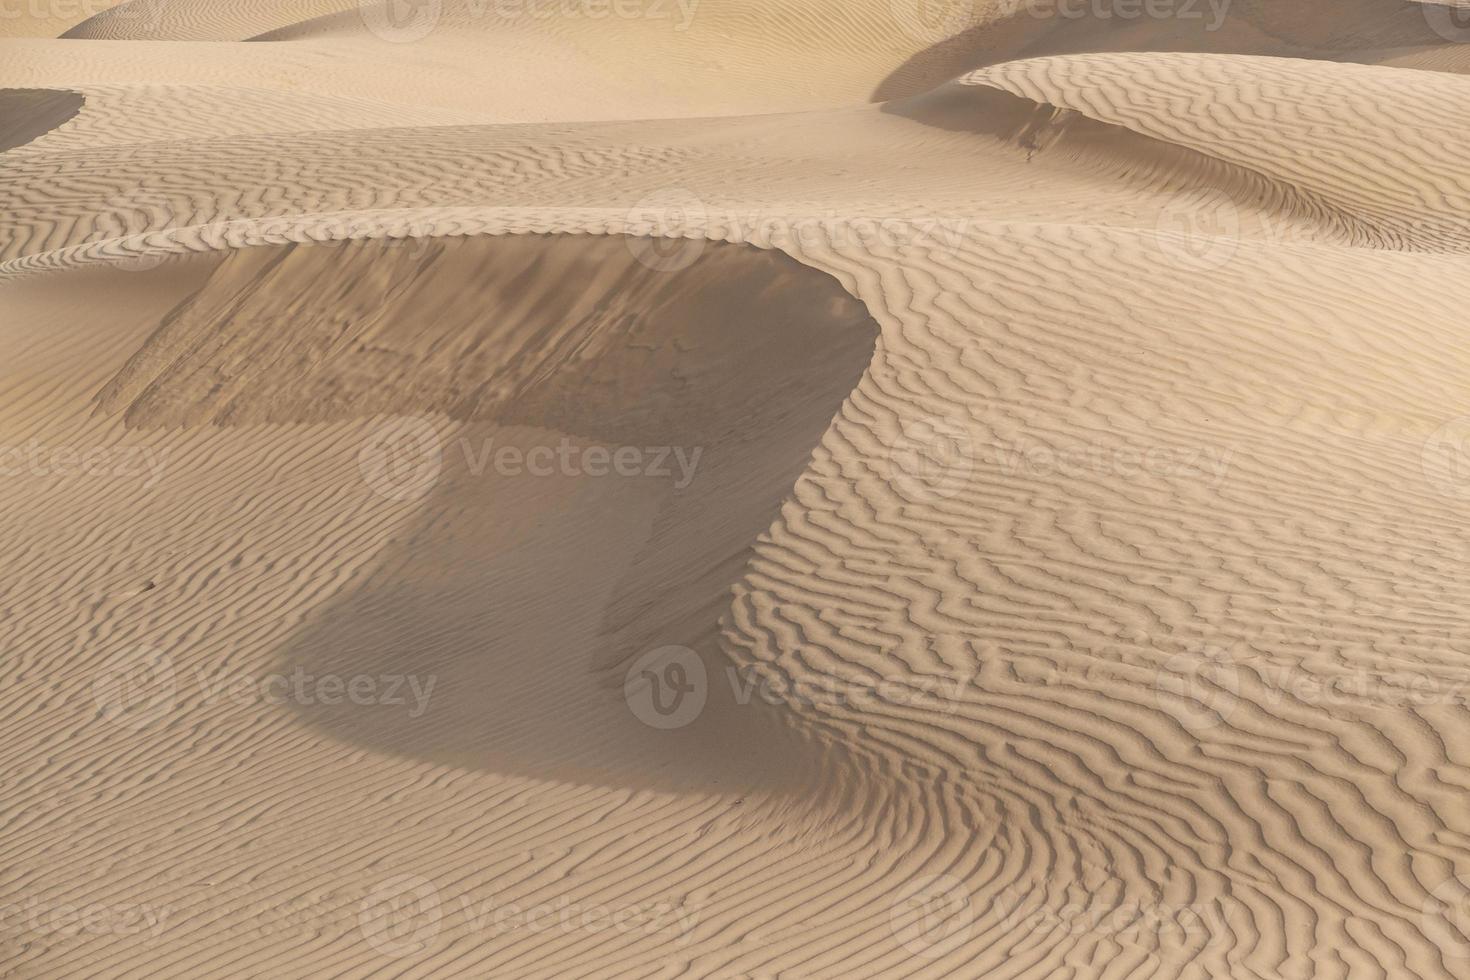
[101,234,880,793]
[0,89,83,154]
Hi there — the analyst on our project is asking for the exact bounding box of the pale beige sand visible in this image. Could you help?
[4,1,1470,977]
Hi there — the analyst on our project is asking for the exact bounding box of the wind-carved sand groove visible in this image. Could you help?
[6,5,1470,979]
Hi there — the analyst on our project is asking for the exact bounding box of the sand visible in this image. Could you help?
[3,0,1470,977]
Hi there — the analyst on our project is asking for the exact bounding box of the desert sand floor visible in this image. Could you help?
[5,0,1470,977]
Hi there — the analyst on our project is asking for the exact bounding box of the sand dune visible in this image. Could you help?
[4,0,1470,977]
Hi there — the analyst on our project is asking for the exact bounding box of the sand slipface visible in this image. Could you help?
[4,0,1470,977]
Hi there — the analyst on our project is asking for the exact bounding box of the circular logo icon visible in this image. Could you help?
[96,189,179,272]
[358,0,443,42]
[889,416,974,503]
[114,0,168,33]
[1424,873,1470,960]
[1153,189,1242,273]
[624,645,707,729]
[889,874,973,958]
[359,874,441,958]
[1424,2,1470,43]
[358,417,443,503]
[889,0,973,43]
[624,188,708,273]
[1422,416,1470,499]
[1155,644,1240,732]
[92,645,175,731]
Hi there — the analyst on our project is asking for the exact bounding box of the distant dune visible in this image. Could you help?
[4,0,1470,977]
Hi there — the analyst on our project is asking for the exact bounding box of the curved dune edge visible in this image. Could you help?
[77,233,882,791]
[0,88,84,153]
[6,54,1469,280]
[8,205,1470,975]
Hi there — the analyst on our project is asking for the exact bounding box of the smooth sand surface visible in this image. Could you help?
[5,0,1470,977]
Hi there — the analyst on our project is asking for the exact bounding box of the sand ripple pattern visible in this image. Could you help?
[4,23,1470,980]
